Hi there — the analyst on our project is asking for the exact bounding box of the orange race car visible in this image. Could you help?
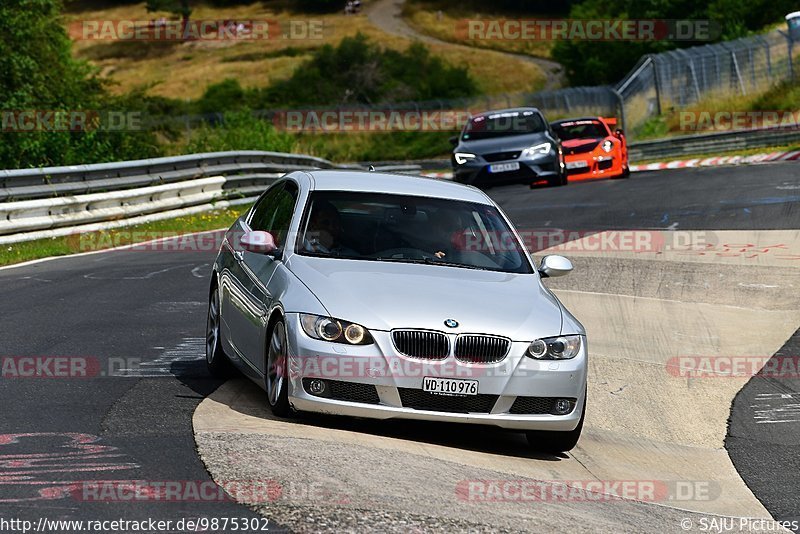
[550,117,629,181]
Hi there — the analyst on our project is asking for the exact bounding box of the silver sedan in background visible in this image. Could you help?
[206,170,587,453]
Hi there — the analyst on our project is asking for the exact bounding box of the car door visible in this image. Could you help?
[225,180,299,375]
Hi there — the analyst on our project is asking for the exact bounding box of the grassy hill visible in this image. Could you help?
[63,1,545,100]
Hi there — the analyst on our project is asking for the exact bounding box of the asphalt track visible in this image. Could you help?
[0,162,798,532]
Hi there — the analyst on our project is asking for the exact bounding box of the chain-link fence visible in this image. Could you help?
[616,29,797,135]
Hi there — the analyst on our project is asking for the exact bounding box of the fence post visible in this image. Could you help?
[651,57,662,116]
[610,87,626,133]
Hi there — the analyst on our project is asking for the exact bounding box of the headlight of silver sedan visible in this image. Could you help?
[526,335,581,360]
[300,314,374,345]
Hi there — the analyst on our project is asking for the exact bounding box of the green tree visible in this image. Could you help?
[0,0,161,168]
[260,33,477,107]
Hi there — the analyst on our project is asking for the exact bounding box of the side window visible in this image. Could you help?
[248,182,298,246]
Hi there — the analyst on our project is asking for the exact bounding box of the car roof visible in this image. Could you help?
[304,170,492,204]
[472,107,542,119]
[551,117,603,125]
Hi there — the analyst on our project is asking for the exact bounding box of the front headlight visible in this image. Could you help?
[454,152,476,165]
[520,142,552,158]
[602,140,613,153]
[300,314,374,345]
[526,335,581,360]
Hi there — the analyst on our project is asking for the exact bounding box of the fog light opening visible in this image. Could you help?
[308,379,327,396]
[553,398,573,415]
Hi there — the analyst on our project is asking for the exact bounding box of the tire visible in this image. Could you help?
[206,284,233,378]
[266,319,291,417]
[525,394,586,454]
[614,164,631,179]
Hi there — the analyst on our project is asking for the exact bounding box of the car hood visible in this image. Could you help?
[456,132,550,155]
[286,255,564,341]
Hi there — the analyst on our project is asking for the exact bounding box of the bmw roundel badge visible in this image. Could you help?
[444,319,459,328]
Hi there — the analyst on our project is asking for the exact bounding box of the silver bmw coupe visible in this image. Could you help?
[206,170,587,452]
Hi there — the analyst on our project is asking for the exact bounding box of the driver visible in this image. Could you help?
[304,200,357,256]
[430,208,466,260]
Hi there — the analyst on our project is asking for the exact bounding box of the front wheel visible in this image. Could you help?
[614,164,631,179]
[206,285,233,378]
[266,319,290,417]
[525,394,585,453]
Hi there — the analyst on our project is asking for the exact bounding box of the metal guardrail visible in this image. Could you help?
[0,151,340,202]
[627,127,800,161]
[0,150,422,244]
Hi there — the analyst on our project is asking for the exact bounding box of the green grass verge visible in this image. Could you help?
[1,206,248,268]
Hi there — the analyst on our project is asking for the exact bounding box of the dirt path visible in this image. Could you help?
[366,0,565,91]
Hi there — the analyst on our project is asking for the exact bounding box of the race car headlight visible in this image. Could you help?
[521,142,552,158]
[300,314,374,345]
[602,140,613,153]
[526,335,582,360]
[454,152,476,165]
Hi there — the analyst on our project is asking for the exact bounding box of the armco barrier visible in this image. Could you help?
[0,176,226,236]
[0,151,421,244]
[0,151,340,202]
[627,127,800,161]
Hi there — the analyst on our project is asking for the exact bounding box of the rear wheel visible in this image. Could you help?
[206,284,233,378]
[525,394,585,454]
[266,319,290,417]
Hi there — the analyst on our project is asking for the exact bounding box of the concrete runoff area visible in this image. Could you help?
[193,228,800,532]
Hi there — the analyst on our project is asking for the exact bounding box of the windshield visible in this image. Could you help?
[552,120,608,140]
[462,111,545,141]
[296,191,533,274]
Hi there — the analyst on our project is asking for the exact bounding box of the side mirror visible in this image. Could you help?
[538,255,573,278]
[241,231,278,255]
[448,135,459,147]
[615,129,624,138]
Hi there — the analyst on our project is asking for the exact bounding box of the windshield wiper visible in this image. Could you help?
[374,256,485,270]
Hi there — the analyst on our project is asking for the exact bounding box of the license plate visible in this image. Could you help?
[566,160,589,169]
[422,377,478,396]
[488,162,520,173]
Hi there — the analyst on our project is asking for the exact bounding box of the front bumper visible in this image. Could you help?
[564,153,624,180]
[284,313,587,431]
[452,153,560,187]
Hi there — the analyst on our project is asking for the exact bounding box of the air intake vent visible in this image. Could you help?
[392,330,449,360]
[454,335,510,363]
